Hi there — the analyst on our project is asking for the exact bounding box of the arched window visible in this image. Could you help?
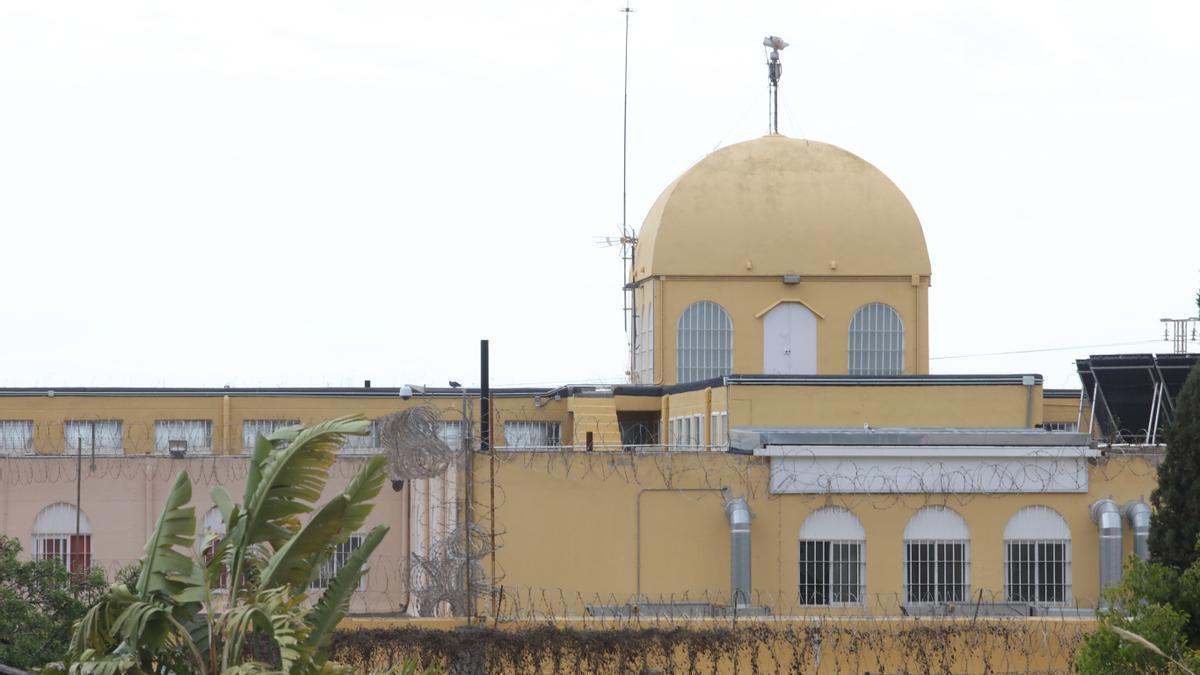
[1004,506,1071,603]
[32,502,92,573]
[848,303,904,375]
[200,507,229,589]
[676,301,733,383]
[903,506,969,603]
[799,507,866,605]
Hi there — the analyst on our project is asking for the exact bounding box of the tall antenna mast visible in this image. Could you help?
[621,3,639,382]
[763,36,788,134]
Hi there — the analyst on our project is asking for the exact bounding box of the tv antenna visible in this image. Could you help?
[595,3,640,382]
[763,36,788,134]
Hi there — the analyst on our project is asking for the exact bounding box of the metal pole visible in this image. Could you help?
[480,340,496,618]
[75,436,82,575]
[1088,380,1099,435]
[462,385,474,619]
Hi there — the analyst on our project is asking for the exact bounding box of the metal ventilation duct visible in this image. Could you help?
[1124,500,1152,561]
[1090,499,1124,603]
[724,496,752,607]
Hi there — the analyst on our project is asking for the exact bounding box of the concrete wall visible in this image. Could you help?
[481,451,1158,615]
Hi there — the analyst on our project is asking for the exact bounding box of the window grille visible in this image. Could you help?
[242,419,300,450]
[799,540,865,605]
[676,301,733,383]
[1003,506,1071,603]
[904,540,970,603]
[903,506,970,604]
[310,533,366,591]
[63,420,123,454]
[0,420,34,453]
[342,420,380,453]
[501,421,560,449]
[32,503,92,573]
[155,420,213,454]
[798,507,867,605]
[438,420,466,449]
[1044,421,1079,432]
[848,303,904,375]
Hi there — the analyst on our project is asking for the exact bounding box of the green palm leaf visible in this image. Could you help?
[304,525,388,660]
[135,471,201,603]
[259,495,349,590]
[333,455,388,543]
[246,416,370,548]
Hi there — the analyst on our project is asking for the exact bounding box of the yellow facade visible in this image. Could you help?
[0,128,1171,654]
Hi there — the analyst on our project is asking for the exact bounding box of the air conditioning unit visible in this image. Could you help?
[168,440,188,459]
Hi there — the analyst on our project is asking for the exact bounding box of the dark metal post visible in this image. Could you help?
[75,436,82,576]
[462,384,474,620]
[480,340,497,619]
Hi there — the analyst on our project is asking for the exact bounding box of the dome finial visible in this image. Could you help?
[763,36,789,134]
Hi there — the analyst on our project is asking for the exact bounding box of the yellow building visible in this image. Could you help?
[0,132,1183,624]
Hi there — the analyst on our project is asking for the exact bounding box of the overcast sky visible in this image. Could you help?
[1,1,1197,390]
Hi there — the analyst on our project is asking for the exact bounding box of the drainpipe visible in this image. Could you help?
[1090,499,1123,602]
[724,495,752,607]
[1124,500,1152,561]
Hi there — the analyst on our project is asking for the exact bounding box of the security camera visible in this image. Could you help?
[398,384,425,400]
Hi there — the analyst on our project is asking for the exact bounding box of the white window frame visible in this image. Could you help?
[310,533,367,591]
[903,506,970,604]
[500,421,561,450]
[848,302,905,376]
[710,411,729,449]
[155,420,214,455]
[32,503,93,573]
[63,420,123,455]
[242,419,300,451]
[798,507,867,606]
[0,419,35,454]
[676,300,733,383]
[1043,421,1079,432]
[1003,506,1072,604]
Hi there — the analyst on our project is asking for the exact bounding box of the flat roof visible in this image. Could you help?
[731,426,1092,452]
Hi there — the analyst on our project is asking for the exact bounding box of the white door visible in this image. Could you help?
[763,303,817,374]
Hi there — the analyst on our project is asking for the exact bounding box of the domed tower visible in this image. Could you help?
[629,134,932,385]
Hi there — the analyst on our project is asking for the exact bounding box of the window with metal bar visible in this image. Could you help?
[799,507,867,605]
[155,420,213,454]
[342,420,380,453]
[242,419,300,450]
[1003,506,1071,603]
[676,300,733,383]
[310,534,366,591]
[799,540,865,605]
[32,503,92,574]
[903,506,970,604]
[501,421,561,449]
[0,420,34,453]
[848,303,904,375]
[63,420,123,455]
[1043,421,1079,432]
[904,540,969,603]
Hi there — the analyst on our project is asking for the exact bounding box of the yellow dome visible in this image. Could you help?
[633,135,932,280]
